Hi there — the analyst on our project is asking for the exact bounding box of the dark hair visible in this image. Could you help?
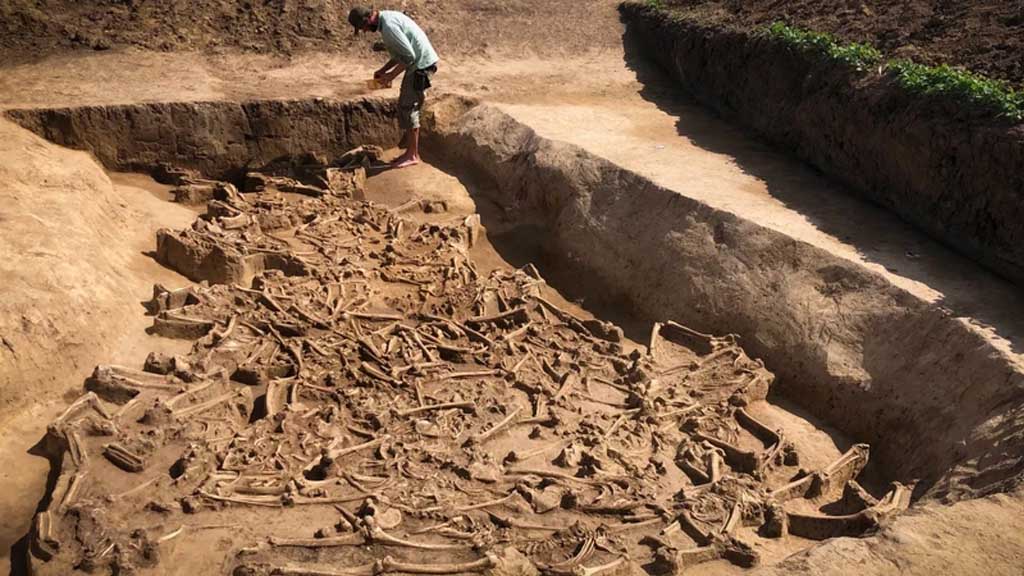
[348,6,373,31]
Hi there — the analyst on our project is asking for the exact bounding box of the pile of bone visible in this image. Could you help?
[28,147,909,576]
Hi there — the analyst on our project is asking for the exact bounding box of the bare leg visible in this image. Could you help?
[392,128,421,168]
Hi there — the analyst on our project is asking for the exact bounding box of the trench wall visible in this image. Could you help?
[5,97,401,179]
[425,97,1024,501]
[7,95,1024,501]
[618,3,1024,288]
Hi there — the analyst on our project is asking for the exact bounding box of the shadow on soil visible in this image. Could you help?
[7,436,60,576]
[619,24,1024,355]
[422,152,652,345]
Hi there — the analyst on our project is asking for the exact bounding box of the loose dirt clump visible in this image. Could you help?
[657,0,1024,87]
[25,149,908,575]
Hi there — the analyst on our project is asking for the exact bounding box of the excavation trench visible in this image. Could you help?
[4,94,1024,574]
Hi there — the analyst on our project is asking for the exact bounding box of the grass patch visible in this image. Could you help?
[763,22,1023,121]
[763,22,881,72]
[622,5,1024,123]
[887,60,1024,121]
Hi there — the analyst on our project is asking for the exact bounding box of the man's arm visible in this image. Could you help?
[380,61,407,84]
[374,58,399,79]
[381,23,417,70]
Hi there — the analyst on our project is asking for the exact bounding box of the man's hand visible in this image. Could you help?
[375,58,399,80]
[381,63,407,84]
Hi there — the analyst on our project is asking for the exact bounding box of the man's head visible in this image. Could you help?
[348,6,378,34]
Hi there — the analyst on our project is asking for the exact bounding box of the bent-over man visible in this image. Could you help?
[349,6,439,168]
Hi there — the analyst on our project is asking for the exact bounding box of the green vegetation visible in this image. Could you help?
[624,3,1024,123]
[887,60,1024,122]
[763,22,881,72]
[763,22,1023,121]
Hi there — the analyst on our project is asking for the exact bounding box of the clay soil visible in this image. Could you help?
[3,0,1021,84]
[658,0,1024,87]
[0,0,620,61]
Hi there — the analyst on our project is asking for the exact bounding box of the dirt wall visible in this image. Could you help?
[0,119,197,425]
[652,0,1024,87]
[426,96,1024,501]
[6,97,401,179]
[619,3,1024,289]
[0,0,622,61]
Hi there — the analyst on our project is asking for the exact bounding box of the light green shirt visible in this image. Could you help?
[379,10,438,71]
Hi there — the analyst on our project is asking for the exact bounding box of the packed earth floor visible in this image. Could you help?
[29,148,906,576]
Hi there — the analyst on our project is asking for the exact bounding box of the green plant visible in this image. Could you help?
[763,22,881,72]
[830,43,883,70]
[887,60,1024,121]
[644,0,663,8]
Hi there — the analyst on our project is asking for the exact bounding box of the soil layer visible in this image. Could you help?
[0,0,620,62]
[656,0,1024,87]
[619,3,1024,288]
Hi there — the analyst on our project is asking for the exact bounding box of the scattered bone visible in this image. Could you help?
[787,482,911,540]
[468,405,523,445]
[397,401,476,417]
[771,444,871,502]
[270,534,364,548]
[103,443,147,473]
[27,149,902,576]
[366,524,471,551]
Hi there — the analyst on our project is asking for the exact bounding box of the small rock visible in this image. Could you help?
[582,318,623,343]
[172,183,216,205]
[241,172,270,192]
[469,461,501,484]
[783,444,800,466]
[530,485,562,514]
[760,501,788,539]
[414,419,441,437]
[728,391,748,407]
[485,546,539,576]
[554,444,583,468]
[145,500,173,514]
[151,163,200,186]
[179,496,202,514]
[422,200,448,213]
[144,352,175,375]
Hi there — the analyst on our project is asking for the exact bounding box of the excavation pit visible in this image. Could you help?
[5,95,1023,575]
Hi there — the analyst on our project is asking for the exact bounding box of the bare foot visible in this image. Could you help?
[391,155,421,168]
